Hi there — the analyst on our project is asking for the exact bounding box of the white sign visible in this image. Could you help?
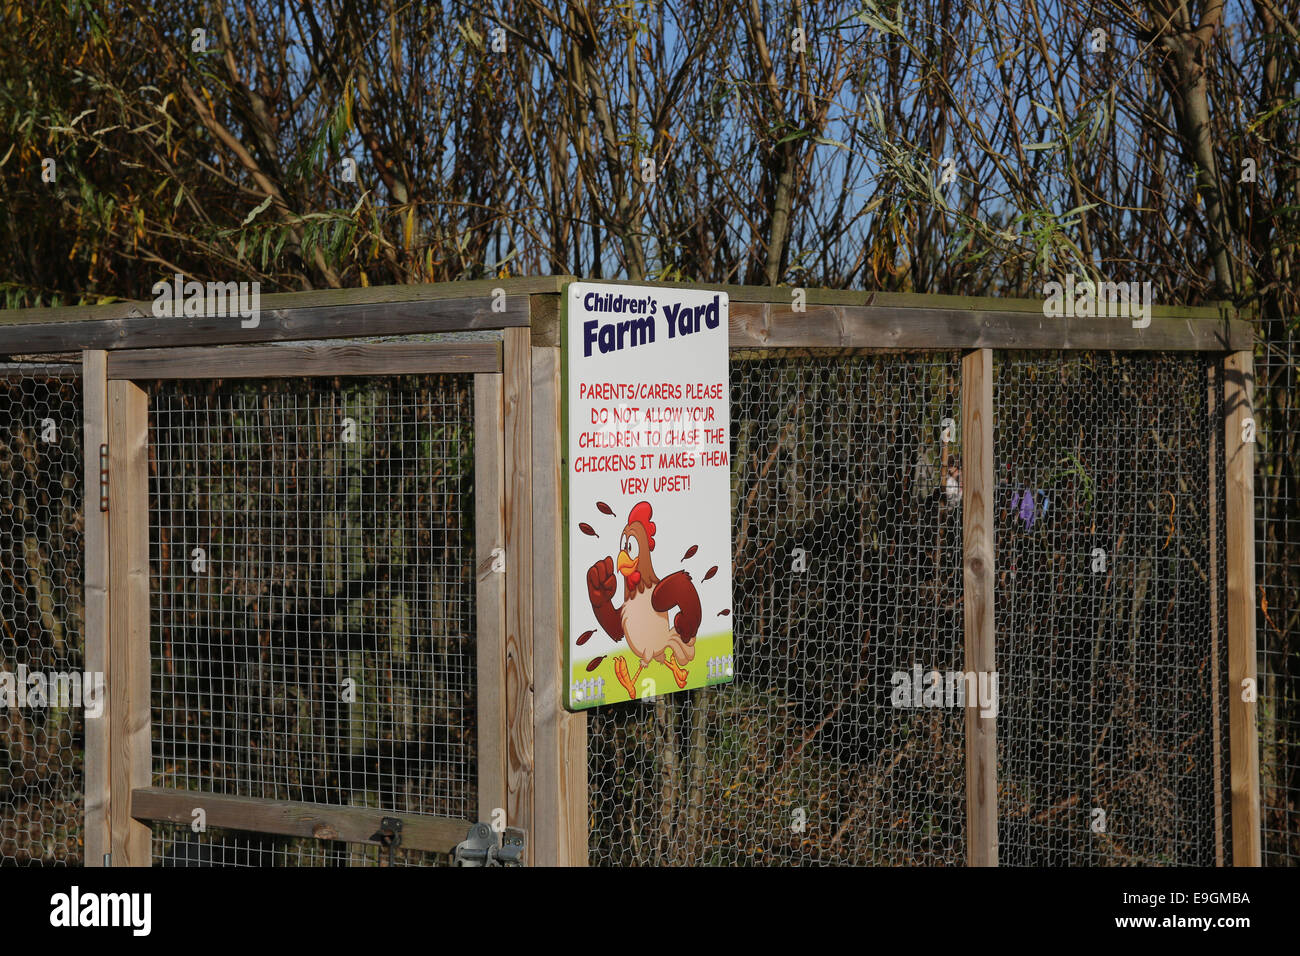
[563,282,734,710]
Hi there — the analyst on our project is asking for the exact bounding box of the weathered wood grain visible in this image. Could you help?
[1207,362,1225,866]
[1,279,1244,355]
[502,327,535,863]
[130,788,470,855]
[82,351,111,865]
[1225,349,1261,866]
[106,342,501,379]
[107,379,151,866]
[0,276,566,327]
[530,345,588,866]
[0,295,527,353]
[529,294,562,348]
[961,348,998,867]
[474,372,508,828]
[727,303,1249,351]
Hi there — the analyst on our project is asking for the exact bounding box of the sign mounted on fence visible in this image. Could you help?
[562,281,734,711]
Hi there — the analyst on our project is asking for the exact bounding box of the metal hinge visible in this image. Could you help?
[454,823,526,866]
[99,443,109,512]
[369,816,403,867]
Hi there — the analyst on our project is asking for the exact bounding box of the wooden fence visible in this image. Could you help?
[0,278,1258,866]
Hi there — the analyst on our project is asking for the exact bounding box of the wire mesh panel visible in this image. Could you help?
[993,352,1229,866]
[588,352,966,865]
[146,374,476,866]
[1256,335,1299,865]
[0,365,84,865]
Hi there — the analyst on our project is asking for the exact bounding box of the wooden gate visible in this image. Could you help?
[87,341,529,865]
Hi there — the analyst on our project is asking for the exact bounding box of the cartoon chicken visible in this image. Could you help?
[586,501,702,699]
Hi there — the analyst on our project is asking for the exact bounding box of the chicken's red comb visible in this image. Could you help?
[628,500,655,550]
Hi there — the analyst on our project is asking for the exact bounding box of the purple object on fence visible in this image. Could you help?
[1018,489,1036,529]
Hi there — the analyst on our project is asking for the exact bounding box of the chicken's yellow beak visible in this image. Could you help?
[616,550,637,576]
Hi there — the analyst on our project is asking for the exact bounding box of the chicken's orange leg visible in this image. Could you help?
[614,657,642,699]
[664,651,689,689]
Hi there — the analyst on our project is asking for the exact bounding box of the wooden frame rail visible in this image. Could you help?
[0,276,564,355]
[726,304,1249,351]
[106,342,501,379]
[0,296,528,353]
[130,788,470,855]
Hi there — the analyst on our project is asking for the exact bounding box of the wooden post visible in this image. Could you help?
[531,344,588,866]
[961,348,997,866]
[474,372,507,830]
[1206,362,1224,865]
[82,351,111,865]
[106,380,151,866]
[1224,349,1261,866]
[502,327,535,862]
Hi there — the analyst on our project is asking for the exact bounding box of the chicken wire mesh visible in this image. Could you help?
[993,352,1229,866]
[0,364,84,865]
[146,374,476,866]
[588,352,967,866]
[1256,334,1299,866]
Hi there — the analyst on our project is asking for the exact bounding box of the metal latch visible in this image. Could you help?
[369,816,403,867]
[454,823,526,866]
